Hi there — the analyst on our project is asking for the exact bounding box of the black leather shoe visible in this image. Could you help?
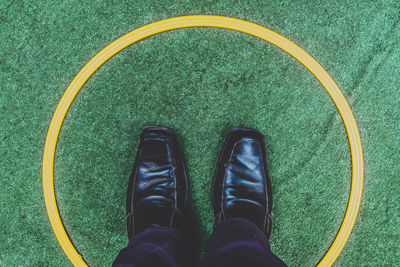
[211,127,273,238]
[126,126,189,240]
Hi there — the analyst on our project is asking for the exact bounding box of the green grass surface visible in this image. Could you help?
[1,0,399,266]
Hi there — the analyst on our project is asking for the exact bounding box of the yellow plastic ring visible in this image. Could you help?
[42,15,363,267]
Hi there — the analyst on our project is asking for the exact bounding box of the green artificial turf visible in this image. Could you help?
[1,0,399,266]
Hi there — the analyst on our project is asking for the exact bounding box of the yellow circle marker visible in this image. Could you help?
[42,15,363,266]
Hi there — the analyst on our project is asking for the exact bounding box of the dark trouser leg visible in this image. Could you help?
[200,218,287,267]
[113,226,194,267]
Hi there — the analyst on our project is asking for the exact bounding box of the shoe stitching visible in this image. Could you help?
[129,138,142,236]
[258,141,269,235]
[166,140,179,228]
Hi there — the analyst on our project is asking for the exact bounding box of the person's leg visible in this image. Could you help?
[200,218,286,267]
[202,127,286,267]
[113,226,193,267]
[112,127,195,267]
